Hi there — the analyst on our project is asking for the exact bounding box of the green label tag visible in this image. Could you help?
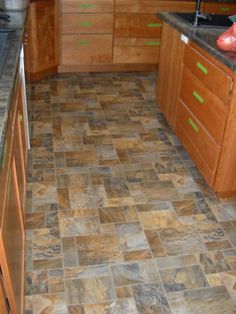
[78,21,93,27]
[193,91,204,104]
[147,23,162,28]
[220,7,230,12]
[145,41,161,46]
[6,168,12,199]
[19,113,23,123]
[77,39,90,46]
[196,62,208,75]
[2,140,7,169]
[79,3,96,9]
[188,118,199,133]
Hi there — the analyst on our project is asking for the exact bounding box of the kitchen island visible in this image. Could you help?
[157,11,236,197]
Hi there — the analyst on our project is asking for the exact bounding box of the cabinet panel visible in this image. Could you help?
[62,13,113,34]
[203,2,236,15]
[183,44,232,103]
[114,45,159,64]
[115,14,162,38]
[180,66,228,144]
[61,34,113,64]
[0,159,24,314]
[61,0,114,13]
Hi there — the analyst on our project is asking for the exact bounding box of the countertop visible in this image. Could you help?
[158,12,236,71]
[0,10,26,162]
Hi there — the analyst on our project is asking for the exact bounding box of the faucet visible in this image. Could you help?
[193,0,212,27]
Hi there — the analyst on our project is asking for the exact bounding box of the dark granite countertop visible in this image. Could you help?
[158,12,236,71]
[0,10,26,162]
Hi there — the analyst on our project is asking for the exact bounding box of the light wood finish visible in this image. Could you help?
[115,0,195,13]
[180,66,228,144]
[203,2,236,15]
[114,45,159,64]
[176,102,220,183]
[115,14,162,38]
[0,276,8,314]
[156,22,184,129]
[114,37,161,46]
[183,44,232,104]
[62,13,113,34]
[24,0,59,81]
[58,63,156,72]
[61,34,113,65]
[61,0,114,13]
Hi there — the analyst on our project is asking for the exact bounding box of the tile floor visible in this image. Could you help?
[25,72,236,313]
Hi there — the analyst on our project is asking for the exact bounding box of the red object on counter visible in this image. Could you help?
[217,23,236,52]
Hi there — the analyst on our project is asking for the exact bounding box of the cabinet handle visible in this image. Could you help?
[220,7,230,12]
[145,41,161,46]
[147,23,162,28]
[193,91,204,104]
[78,21,93,27]
[188,118,199,133]
[2,140,8,169]
[77,39,90,46]
[79,3,96,9]
[19,113,23,123]
[196,62,208,75]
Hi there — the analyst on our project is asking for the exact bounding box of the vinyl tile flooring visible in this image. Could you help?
[25,72,236,313]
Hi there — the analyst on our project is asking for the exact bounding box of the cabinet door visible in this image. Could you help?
[24,0,59,81]
[203,2,236,15]
[0,158,25,314]
[0,275,9,314]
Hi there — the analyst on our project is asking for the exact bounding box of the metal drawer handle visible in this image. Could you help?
[147,23,162,28]
[79,3,96,9]
[2,139,8,169]
[193,90,204,104]
[196,61,208,75]
[188,118,199,133]
[78,21,93,27]
[145,41,161,46]
[220,7,230,12]
[77,39,90,46]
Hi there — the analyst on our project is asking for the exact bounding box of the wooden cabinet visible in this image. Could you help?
[203,2,236,15]
[24,0,59,81]
[0,53,27,313]
[157,21,236,197]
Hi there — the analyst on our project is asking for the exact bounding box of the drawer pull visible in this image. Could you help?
[188,118,199,133]
[78,21,93,27]
[79,3,96,9]
[220,7,230,12]
[193,91,204,104]
[2,140,8,169]
[196,62,208,75]
[77,39,90,46]
[147,23,162,28]
[19,113,23,123]
[145,41,161,46]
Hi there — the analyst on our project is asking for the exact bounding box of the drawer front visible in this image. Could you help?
[115,14,162,38]
[203,3,236,15]
[183,45,232,103]
[61,34,113,65]
[62,14,113,34]
[113,45,159,64]
[114,37,161,47]
[176,101,220,176]
[180,67,228,144]
[61,0,114,13]
[115,0,195,13]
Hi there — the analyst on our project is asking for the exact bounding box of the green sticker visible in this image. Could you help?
[79,3,96,9]
[19,113,23,123]
[147,23,162,28]
[78,21,93,27]
[188,118,199,133]
[145,41,161,46]
[220,7,230,12]
[2,140,7,169]
[193,91,204,104]
[77,39,90,46]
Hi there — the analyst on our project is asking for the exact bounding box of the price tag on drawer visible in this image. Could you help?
[181,34,189,44]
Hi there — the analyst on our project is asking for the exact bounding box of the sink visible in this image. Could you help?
[0,32,8,78]
[172,12,233,28]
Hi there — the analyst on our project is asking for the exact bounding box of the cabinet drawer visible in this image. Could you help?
[62,14,113,34]
[115,14,162,38]
[180,67,228,144]
[113,45,159,64]
[61,0,114,13]
[114,37,161,47]
[183,45,232,103]
[116,0,194,13]
[176,101,220,181]
[203,2,236,15]
[61,34,113,65]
